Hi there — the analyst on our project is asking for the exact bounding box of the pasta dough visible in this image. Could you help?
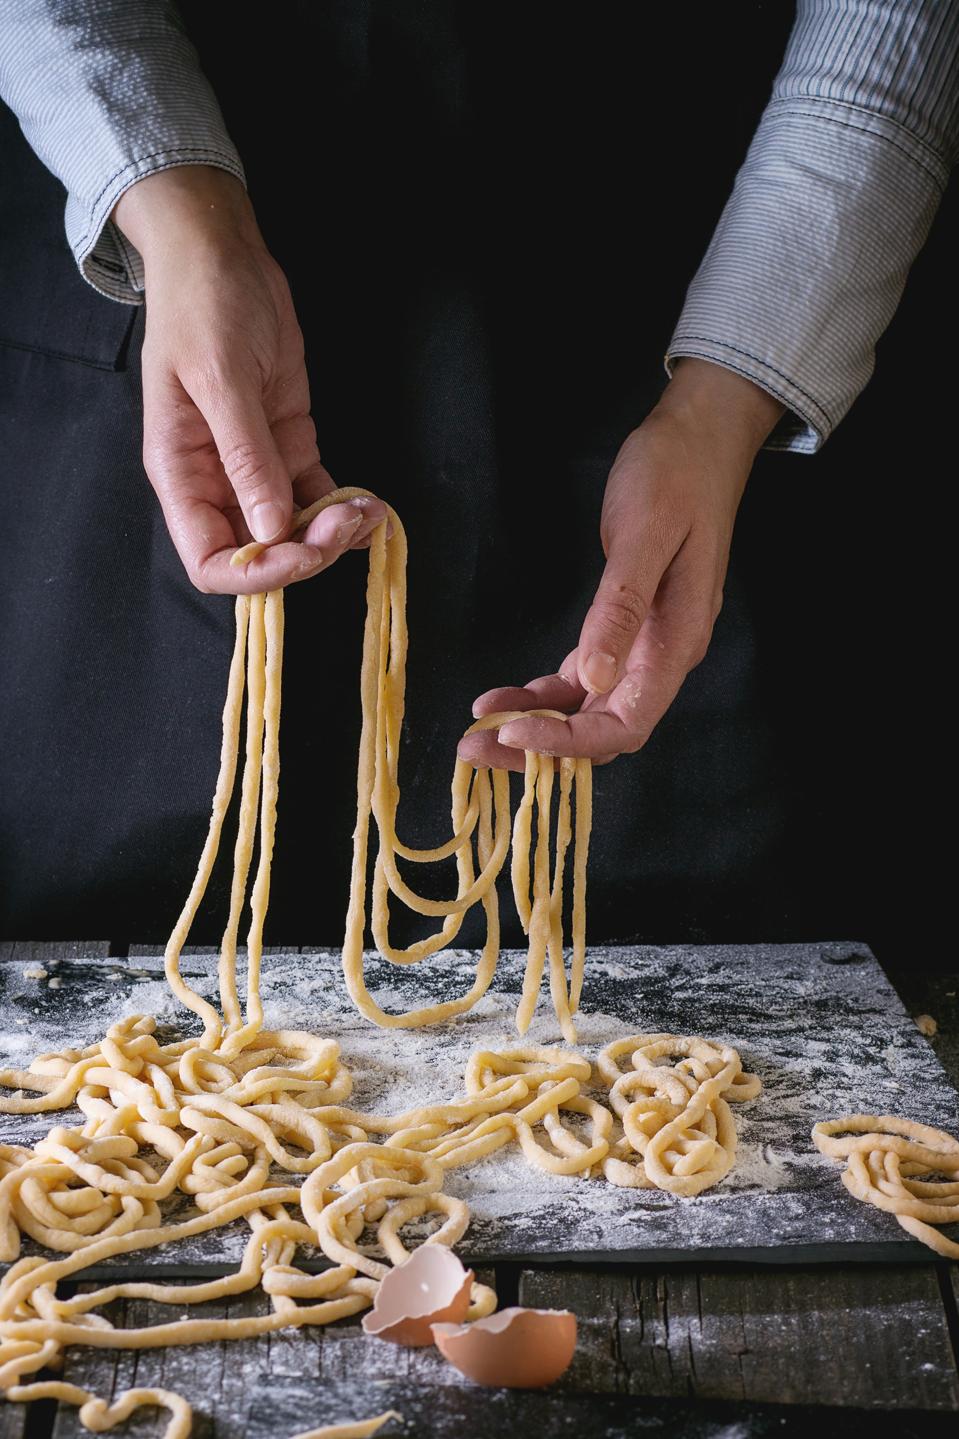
[812,1115,959,1258]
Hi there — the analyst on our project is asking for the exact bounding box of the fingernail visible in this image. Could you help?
[498,723,523,748]
[336,510,364,545]
[583,651,617,694]
[386,519,395,539]
[250,500,287,544]
[294,545,325,576]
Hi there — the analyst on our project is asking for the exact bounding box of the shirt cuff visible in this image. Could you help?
[665,97,949,454]
[66,149,246,306]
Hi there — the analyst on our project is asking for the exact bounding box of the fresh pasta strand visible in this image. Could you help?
[239,486,593,1038]
[812,1116,959,1259]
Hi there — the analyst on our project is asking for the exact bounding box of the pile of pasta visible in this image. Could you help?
[0,1024,760,1437]
[812,1115,959,1258]
[0,492,761,1437]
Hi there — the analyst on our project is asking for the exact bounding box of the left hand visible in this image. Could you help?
[458,358,784,771]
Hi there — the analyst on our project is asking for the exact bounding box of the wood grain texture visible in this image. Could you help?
[242,1386,959,1439]
[9,1261,952,1437]
[41,1276,497,1438]
[30,1362,959,1438]
[0,1403,26,1439]
[518,1264,959,1410]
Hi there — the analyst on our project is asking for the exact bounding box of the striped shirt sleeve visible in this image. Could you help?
[0,0,244,304]
[666,0,959,453]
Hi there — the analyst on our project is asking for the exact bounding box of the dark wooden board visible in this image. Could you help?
[17,1261,953,1438]
[241,1388,959,1439]
[2,942,957,1272]
[0,1405,26,1439]
[519,1264,959,1409]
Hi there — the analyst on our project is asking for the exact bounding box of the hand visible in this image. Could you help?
[113,167,388,593]
[458,359,784,771]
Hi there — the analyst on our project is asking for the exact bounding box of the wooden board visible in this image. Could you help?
[2,942,957,1271]
[23,1265,957,1437]
[39,1376,959,1439]
[518,1264,959,1408]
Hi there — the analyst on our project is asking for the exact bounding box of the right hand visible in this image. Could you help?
[113,166,388,593]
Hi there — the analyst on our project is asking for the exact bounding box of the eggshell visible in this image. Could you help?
[432,1306,577,1387]
[362,1245,474,1346]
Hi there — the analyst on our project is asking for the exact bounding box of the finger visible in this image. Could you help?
[188,368,295,544]
[456,731,529,773]
[576,521,682,697]
[193,515,398,594]
[285,443,393,550]
[471,672,586,720]
[299,495,388,554]
[196,538,329,594]
[495,708,629,760]
[499,550,718,760]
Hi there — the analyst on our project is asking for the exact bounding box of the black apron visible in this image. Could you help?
[5,3,933,960]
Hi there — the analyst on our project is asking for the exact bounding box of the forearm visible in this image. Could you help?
[667,0,959,453]
[0,0,243,303]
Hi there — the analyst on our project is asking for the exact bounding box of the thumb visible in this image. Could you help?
[576,537,660,695]
[200,375,293,544]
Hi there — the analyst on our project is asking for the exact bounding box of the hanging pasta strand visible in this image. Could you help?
[236,487,593,1036]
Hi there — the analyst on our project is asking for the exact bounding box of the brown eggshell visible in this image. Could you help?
[362,1245,474,1347]
[432,1306,577,1387]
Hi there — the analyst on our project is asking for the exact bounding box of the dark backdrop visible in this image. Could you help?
[0,3,950,971]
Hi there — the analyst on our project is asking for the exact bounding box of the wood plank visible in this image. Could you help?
[0,940,110,964]
[0,1400,27,1438]
[244,1383,959,1439]
[519,1265,959,1410]
[33,1306,956,1439]
[13,1271,959,1436]
[37,1375,959,1438]
[46,1276,496,1437]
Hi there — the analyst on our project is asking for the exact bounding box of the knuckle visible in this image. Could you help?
[686,617,715,668]
[220,441,273,497]
[594,581,648,639]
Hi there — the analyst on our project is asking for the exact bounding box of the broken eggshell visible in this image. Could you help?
[432,1306,577,1387]
[362,1244,474,1347]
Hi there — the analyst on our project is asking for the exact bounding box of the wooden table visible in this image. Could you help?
[1,942,957,1439]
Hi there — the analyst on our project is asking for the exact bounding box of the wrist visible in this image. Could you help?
[656,357,785,460]
[112,166,262,273]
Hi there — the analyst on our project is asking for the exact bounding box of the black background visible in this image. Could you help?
[0,3,951,970]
